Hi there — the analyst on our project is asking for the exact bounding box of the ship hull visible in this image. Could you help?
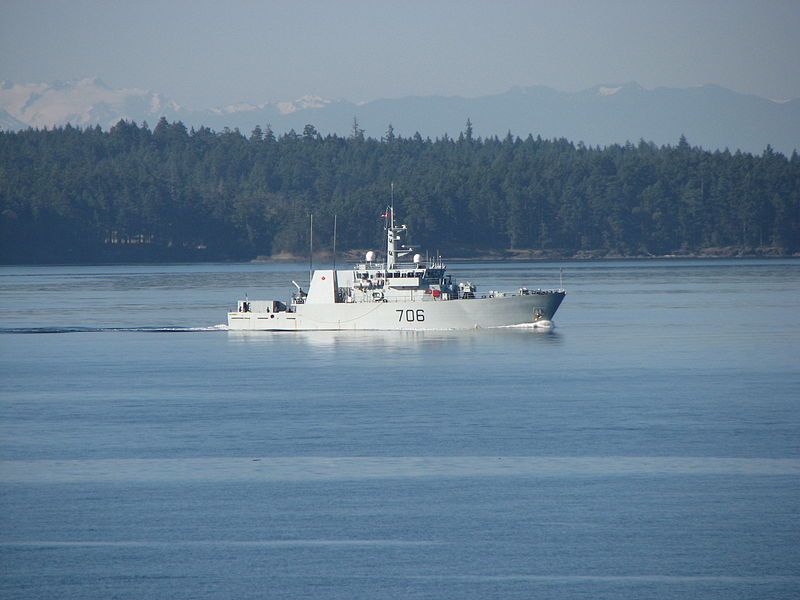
[227,292,565,331]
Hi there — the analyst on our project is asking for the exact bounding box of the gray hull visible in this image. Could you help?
[228,292,565,331]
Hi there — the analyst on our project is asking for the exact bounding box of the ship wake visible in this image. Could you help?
[0,324,229,334]
[495,320,554,329]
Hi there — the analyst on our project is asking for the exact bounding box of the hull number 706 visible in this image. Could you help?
[396,309,425,322]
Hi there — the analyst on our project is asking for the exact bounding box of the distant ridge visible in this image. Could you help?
[1,79,798,154]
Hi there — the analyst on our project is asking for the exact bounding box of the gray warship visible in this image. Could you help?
[228,206,565,331]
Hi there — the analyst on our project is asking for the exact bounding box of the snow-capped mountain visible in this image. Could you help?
[276,95,332,115]
[208,95,333,118]
[0,108,26,130]
[0,77,184,129]
[1,78,797,154]
[0,78,344,133]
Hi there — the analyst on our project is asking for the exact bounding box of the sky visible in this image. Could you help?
[1,0,799,108]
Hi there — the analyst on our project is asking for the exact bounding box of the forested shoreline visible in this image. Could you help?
[1,118,798,264]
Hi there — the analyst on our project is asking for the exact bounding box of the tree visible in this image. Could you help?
[264,124,276,144]
[350,117,364,141]
[1,119,797,264]
[384,124,395,143]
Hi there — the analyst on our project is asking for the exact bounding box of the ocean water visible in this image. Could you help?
[0,259,798,599]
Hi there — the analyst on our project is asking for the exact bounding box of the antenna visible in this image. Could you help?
[332,214,337,271]
[309,213,313,287]
[560,266,564,289]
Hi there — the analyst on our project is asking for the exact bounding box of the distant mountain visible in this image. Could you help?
[1,78,798,154]
[0,108,26,130]
[0,78,184,129]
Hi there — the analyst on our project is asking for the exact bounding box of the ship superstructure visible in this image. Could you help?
[228,206,565,331]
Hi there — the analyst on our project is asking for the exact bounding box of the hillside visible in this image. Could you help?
[1,121,797,264]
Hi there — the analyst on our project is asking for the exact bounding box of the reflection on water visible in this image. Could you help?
[225,326,562,351]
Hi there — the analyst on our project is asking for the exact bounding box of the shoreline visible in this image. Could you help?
[253,246,798,263]
[2,248,797,267]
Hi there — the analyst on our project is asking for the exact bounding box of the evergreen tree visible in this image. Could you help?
[0,122,797,264]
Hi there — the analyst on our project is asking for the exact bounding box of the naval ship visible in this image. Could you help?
[228,207,565,331]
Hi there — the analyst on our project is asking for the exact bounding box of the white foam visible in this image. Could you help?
[496,320,553,329]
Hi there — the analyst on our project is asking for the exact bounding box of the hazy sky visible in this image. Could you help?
[2,0,798,107]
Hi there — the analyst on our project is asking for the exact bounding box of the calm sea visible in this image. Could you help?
[1,259,799,599]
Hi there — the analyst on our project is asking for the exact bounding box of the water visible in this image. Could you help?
[1,259,799,599]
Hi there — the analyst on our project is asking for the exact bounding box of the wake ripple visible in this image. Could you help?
[0,324,229,334]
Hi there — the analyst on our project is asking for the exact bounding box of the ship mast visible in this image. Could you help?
[309,213,313,287]
[385,182,412,271]
[387,183,395,270]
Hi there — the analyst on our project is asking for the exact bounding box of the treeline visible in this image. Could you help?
[1,118,798,263]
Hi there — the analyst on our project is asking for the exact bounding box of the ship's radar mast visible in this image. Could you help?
[385,183,413,270]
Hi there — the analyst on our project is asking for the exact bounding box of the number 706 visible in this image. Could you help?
[396,309,425,322]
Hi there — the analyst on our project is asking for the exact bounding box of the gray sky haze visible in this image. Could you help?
[1,0,798,107]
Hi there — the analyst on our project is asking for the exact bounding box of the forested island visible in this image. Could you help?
[1,118,798,264]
